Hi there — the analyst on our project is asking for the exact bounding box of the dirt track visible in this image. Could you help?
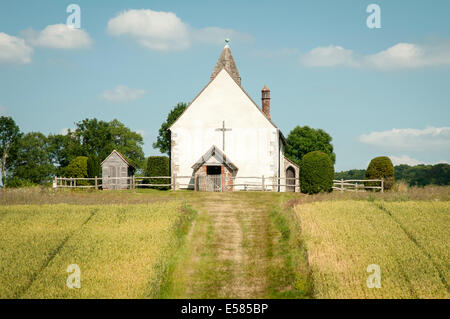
[169,193,273,298]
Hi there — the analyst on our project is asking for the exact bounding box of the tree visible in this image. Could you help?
[0,116,21,187]
[87,155,101,178]
[335,169,365,180]
[285,126,336,165]
[335,163,450,187]
[299,151,334,194]
[47,133,80,176]
[145,156,170,189]
[153,102,187,155]
[72,118,145,168]
[107,119,145,168]
[66,156,88,178]
[365,156,394,190]
[8,132,54,185]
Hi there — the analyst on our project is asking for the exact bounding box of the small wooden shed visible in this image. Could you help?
[101,150,135,190]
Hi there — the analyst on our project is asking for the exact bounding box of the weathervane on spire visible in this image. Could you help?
[225,38,230,47]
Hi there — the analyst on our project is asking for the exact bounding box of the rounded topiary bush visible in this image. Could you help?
[365,156,394,190]
[300,151,334,194]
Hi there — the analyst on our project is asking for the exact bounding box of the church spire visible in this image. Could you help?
[210,40,241,85]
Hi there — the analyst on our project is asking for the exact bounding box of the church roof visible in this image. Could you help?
[192,145,238,172]
[168,45,287,145]
[210,44,241,85]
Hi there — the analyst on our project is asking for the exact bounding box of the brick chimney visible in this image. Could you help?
[262,85,270,119]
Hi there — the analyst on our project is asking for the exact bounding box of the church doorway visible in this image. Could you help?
[192,145,238,192]
[207,165,221,175]
[286,166,296,192]
[205,165,222,192]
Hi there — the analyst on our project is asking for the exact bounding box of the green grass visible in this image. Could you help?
[266,204,312,298]
[294,200,450,298]
[0,202,194,298]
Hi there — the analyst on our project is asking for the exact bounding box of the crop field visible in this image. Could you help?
[0,187,449,299]
[295,200,450,298]
[0,202,191,298]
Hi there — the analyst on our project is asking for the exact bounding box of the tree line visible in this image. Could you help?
[1,102,338,188]
[0,116,144,187]
[335,163,450,186]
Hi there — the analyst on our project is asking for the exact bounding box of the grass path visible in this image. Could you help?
[161,192,310,299]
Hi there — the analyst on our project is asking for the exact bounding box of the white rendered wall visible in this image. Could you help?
[170,69,280,189]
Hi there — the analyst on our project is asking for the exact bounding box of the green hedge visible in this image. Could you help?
[145,156,170,189]
[365,156,394,190]
[300,151,334,194]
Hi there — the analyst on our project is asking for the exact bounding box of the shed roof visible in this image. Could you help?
[101,149,133,168]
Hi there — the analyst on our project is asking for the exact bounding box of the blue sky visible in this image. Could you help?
[0,0,449,171]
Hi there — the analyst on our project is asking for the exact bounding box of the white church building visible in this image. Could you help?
[169,43,299,192]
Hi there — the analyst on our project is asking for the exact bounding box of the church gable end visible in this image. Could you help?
[170,44,278,131]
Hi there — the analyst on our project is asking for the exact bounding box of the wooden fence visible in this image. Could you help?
[54,175,300,192]
[54,177,101,189]
[55,176,384,192]
[332,179,384,192]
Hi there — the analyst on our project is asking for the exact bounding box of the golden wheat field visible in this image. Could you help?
[295,200,450,299]
[0,187,449,299]
[0,202,190,298]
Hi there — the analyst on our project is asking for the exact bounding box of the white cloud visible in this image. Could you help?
[136,129,146,137]
[22,24,92,49]
[389,155,425,166]
[300,45,359,67]
[101,85,147,102]
[107,9,189,51]
[359,127,450,152]
[299,40,450,69]
[389,155,449,166]
[0,32,33,64]
[107,9,251,51]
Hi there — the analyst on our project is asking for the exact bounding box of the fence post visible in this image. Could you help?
[95,176,98,190]
[262,175,265,191]
[172,174,176,191]
[133,175,136,190]
[340,179,344,192]
[381,179,384,193]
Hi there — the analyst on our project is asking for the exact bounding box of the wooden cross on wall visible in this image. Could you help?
[215,121,232,151]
